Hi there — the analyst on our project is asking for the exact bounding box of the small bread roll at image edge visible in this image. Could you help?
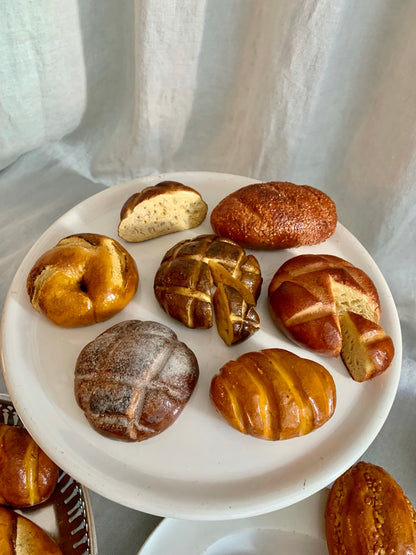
[118,180,208,242]
[0,423,59,508]
[0,506,63,554]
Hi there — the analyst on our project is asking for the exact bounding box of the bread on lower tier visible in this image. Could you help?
[0,506,62,554]
[75,319,199,441]
[118,180,208,242]
[340,311,395,381]
[0,423,59,508]
[210,348,336,440]
[210,181,337,249]
[325,461,416,554]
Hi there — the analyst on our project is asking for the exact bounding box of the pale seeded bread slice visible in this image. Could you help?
[339,311,394,382]
[118,181,208,242]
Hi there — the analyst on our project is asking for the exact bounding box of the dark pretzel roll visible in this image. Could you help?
[153,234,262,345]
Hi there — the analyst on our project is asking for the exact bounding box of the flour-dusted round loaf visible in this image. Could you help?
[154,234,262,345]
[26,233,139,327]
[268,254,382,357]
[118,180,208,242]
[74,320,199,441]
[210,348,336,440]
[210,181,337,249]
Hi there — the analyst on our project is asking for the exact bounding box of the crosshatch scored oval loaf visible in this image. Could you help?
[210,181,337,249]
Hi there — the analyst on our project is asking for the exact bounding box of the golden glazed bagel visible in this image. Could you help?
[210,181,337,249]
[210,348,336,440]
[26,233,139,327]
[268,254,382,357]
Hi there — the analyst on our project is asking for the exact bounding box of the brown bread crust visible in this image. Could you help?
[154,234,262,345]
[268,254,381,357]
[210,348,336,440]
[325,461,416,554]
[210,181,337,249]
[75,320,199,441]
[0,506,63,554]
[0,424,59,508]
[26,233,138,327]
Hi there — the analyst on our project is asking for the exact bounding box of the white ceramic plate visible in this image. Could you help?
[139,488,329,554]
[1,172,401,520]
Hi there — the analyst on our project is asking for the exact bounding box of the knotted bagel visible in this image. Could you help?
[27,233,139,327]
[153,234,262,345]
[268,254,381,357]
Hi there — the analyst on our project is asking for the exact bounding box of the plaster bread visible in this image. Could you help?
[118,180,208,242]
[340,311,395,382]
[325,461,416,554]
[210,181,337,249]
[210,348,336,440]
[26,233,139,327]
[74,319,199,441]
[153,234,262,345]
[0,424,59,508]
[0,506,62,554]
[268,254,382,357]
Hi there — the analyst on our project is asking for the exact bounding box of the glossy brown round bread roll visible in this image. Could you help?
[118,180,208,242]
[154,234,262,345]
[210,181,337,249]
[0,423,59,508]
[75,319,199,441]
[325,461,416,554]
[0,506,63,554]
[268,254,382,357]
[26,233,139,327]
[210,348,336,440]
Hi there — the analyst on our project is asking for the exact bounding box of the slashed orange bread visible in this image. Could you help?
[0,423,59,508]
[27,233,138,327]
[118,180,208,242]
[0,506,63,554]
[268,254,394,380]
[210,348,336,440]
[210,181,337,249]
[325,461,416,554]
[154,234,262,345]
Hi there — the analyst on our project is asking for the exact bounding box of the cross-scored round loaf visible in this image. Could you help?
[154,234,262,345]
[268,254,381,357]
[26,233,139,327]
[210,348,336,440]
[74,320,199,441]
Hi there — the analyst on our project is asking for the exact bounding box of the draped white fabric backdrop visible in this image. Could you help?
[1,0,416,551]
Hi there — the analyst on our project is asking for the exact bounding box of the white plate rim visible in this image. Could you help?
[0,171,402,520]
